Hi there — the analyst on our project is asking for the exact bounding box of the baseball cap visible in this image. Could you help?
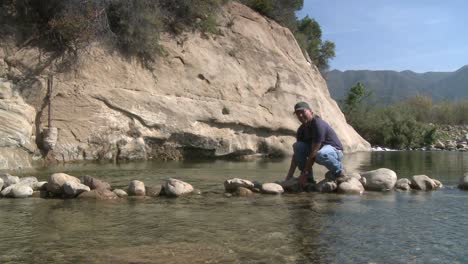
[293,101,310,113]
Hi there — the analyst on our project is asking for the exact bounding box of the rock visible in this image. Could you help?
[410,175,440,191]
[63,181,91,197]
[11,185,33,198]
[81,175,111,190]
[0,184,15,197]
[47,173,81,194]
[235,187,253,197]
[33,181,48,191]
[77,189,118,200]
[0,173,20,187]
[0,177,3,190]
[278,178,301,193]
[360,168,397,191]
[395,178,411,191]
[435,140,445,149]
[162,178,194,197]
[18,176,38,188]
[113,189,128,198]
[459,173,468,190]
[337,178,364,195]
[128,180,146,196]
[224,178,254,193]
[117,137,147,160]
[261,183,284,194]
[42,127,58,151]
[433,179,443,189]
[145,186,162,197]
[316,179,337,193]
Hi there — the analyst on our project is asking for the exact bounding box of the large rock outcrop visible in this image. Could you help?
[0,2,370,168]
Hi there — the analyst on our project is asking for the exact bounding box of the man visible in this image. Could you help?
[285,101,345,188]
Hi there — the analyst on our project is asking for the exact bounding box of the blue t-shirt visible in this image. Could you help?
[296,116,343,150]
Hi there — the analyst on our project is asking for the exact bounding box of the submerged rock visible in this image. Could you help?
[360,168,397,191]
[82,175,111,190]
[235,186,253,197]
[162,178,194,197]
[77,189,118,200]
[145,186,162,197]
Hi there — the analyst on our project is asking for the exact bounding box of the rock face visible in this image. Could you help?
[360,168,397,191]
[0,2,370,168]
[0,79,36,170]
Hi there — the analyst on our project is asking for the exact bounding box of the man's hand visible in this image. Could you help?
[298,171,309,187]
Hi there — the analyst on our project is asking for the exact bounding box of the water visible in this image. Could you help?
[0,151,467,263]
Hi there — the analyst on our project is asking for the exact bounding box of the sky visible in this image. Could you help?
[297,0,468,73]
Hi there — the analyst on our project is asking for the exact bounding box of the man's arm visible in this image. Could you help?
[285,155,297,180]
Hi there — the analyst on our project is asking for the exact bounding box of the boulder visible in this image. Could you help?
[459,173,468,190]
[81,175,111,190]
[63,181,91,197]
[113,189,128,198]
[77,189,118,200]
[224,178,254,193]
[162,178,194,197]
[128,180,146,196]
[316,179,337,193]
[0,173,20,187]
[261,183,284,194]
[18,176,38,188]
[47,173,81,194]
[410,175,440,191]
[234,187,253,197]
[395,178,411,191]
[11,185,33,198]
[0,185,15,197]
[337,178,364,195]
[33,181,48,191]
[360,168,397,191]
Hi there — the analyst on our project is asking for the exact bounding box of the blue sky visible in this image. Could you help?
[297,0,467,73]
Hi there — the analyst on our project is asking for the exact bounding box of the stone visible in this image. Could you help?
[33,181,48,191]
[77,189,118,200]
[42,127,58,151]
[410,175,439,191]
[18,176,38,188]
[113,189,128,198]
[316,179,337,193]
[81,175,111,190]
[1,185,15,197]
[128,180,146,196]
[278,178,301,193]
[162,178,194,197]
[63,181,91,197]
[0,177,3,190]
[459,173,468,190]
[360,168,397,191]
[337,178,364,195]
[11,185,33,198]
[235,187,253,197]
[261,183,284,194]
[0,173,20,187]
[395,178,411,191]
[145,186,162,197]
[224,178,254,193]
[47,173,81,194]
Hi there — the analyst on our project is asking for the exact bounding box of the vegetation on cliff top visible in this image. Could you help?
[0,0,333,71]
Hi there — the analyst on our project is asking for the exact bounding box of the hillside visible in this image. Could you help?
[327,66,467,103]
[0,2,370,170]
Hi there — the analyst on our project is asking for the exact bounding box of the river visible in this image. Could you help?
[0,151,467,263]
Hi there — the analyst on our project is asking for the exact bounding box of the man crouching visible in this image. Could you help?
[285,101,345,189]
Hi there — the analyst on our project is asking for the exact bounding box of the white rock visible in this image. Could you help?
[224,178,254,192]
[163,178,194,197]
[0,173,20,187]
[11,185,33,198]
[18,176,38,188]
[113,189,128,198]
[261,183,284,194]
[410,175,439,191]
[1,184,15,197]
[128,180,145,196]
[33,181,48,191]
[337,178,364,195]
[63,181,91,197]
[360,168,397,191]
